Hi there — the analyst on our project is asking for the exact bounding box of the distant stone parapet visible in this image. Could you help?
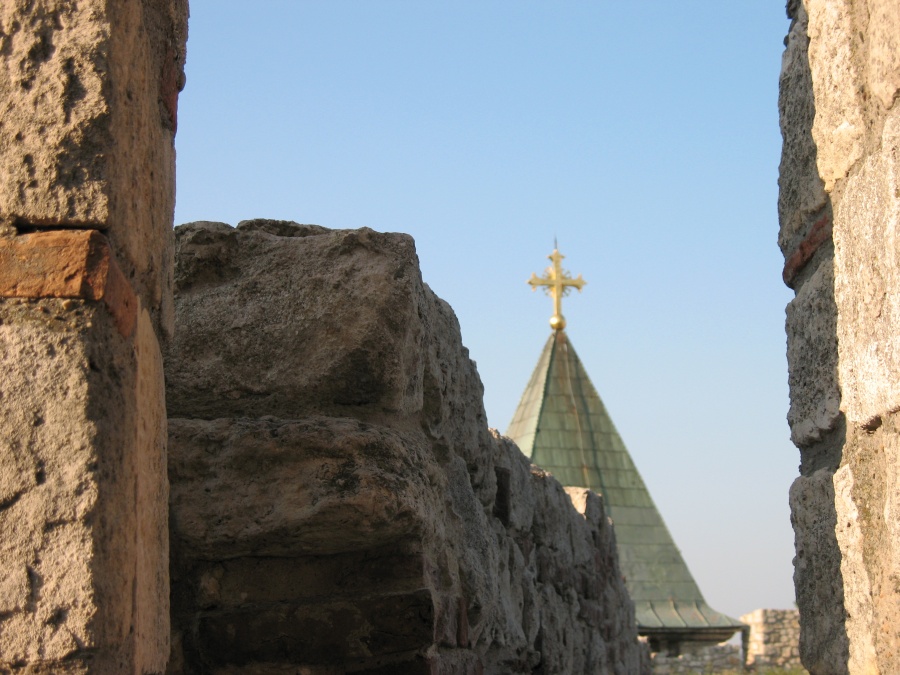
[648,643,743,675]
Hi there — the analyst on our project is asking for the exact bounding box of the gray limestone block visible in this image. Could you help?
[789,469,850,673]
[164,219,647,673]
[197,589,435,666]
[168,416,438,559]
[785,259,841,447]
[777,2,828,256]
[166,220,493,462]
[166,221,428,421]
[489,431,538,533]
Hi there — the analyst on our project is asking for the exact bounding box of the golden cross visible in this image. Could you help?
[528,246,586,331]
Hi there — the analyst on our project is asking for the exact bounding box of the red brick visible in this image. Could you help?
[782,213,832,288]
[0,230,137,336]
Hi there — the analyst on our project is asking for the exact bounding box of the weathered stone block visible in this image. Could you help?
[805,0,867,192]
[0,0,187,325]
[166,222,647,674]
[785,259,840,447]
[789,469,849,673]
[191,548,427,610]
[166,220,491,457]
[0,1,112,225]
[0,299,168,673]
[197,590,434,667]
[168,417,436,558]
[165,221,427,421]
[837,416,900,671]
[832,462,879,674]
[778,1,828,256]
[865,0,900,109]
[834,107,900,427]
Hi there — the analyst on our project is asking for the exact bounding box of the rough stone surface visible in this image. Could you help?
[0,0,188,328]
[864,0,900,109]
[833,107,900,426]
[785,259,840,448]
[0,1,186,671]
[165,221,439,423]
[789,470,849,673]
[165,220,648,674]
[648,643,744,675]
[0,299,169,673]
[778,0,829,257]
[740,608,804,670]
[805,0,867,192]
[780,3,900,671]
[835,418,900,673]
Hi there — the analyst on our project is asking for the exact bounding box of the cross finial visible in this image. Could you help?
[528,244,586,331]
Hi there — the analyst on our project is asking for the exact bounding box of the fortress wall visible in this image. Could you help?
[779,1,900,672]
[0,2,187,673]
[163,220,648,674]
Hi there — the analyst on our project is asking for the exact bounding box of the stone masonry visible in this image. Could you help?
[163,220,649,674]
[647,609,804,674]
[0,2,187,673]
[779,0,900,673]
[741,608,803,671]
[0,3,650,671]
[648,643,744,675]
[9,1,873,673]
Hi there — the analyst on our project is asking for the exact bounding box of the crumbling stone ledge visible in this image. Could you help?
[164,220,649,674]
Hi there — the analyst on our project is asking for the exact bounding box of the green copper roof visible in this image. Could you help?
[506,331,743,643]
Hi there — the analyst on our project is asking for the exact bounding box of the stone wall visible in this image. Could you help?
[741,609,803,670]
[779,0,900,673]
[649,643,744,675]
[0,2,187,673]
[163,220,649,674]
[648,609,805,674]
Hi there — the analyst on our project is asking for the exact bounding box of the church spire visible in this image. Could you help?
[527,244,586,331]
[509,255,745,651]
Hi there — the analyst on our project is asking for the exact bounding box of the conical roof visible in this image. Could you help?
[507,330,743,645]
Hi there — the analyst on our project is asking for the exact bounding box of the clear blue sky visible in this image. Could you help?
[174,1,796,621]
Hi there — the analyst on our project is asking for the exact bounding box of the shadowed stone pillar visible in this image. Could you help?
[779,1,900,673]
[0,1,187,672]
